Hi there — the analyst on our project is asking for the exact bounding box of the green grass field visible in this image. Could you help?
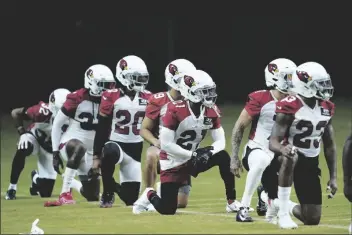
[1,104,351,234]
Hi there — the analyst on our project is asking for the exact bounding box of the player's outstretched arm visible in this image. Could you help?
[11,107,29,135]
[231,109,252,159]
[269,113,295,157]
[140,117,159,147]
[322,121,337,180]
[210,126,226,155]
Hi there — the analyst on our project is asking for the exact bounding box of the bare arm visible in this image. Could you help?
[322,121,337,179]
[269,113,294,155]
[11,107,29,135]
[231,108,252,159]
[140,117,159,146]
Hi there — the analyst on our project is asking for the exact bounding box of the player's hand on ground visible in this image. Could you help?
[230,156,243,178]
[280,144,297,158]
[53,151,64,175]
[17,134,31,150]
[88,158,101,180]
[326,178,338,199]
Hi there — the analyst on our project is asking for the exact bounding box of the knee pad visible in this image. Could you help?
[119,182,140,206]
[79,176,100,201]
[103,142,122,165]
[66,139,86,168]
[17,141,34,157]
[178,184,191,196]
[37,178,56,198]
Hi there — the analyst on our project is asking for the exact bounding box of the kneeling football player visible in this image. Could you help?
[133,69,238,215]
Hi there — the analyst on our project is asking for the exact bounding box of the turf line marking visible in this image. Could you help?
[177,209,349,230]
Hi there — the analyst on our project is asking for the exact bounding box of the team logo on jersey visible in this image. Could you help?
[268,63,279,75]
[139,98,148,105]
[86,69,94,78]
[321,107,331,116]
[184,75,195,87]
[296,71,312,83]
[168,64,179,76]
[119,59,128,70]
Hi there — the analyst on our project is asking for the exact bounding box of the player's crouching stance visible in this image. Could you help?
[92,55,152,208]
[342,133,352,234]
[142,59,196,210]
[133,70,237,215]
[5,88,70,200]
[269,62,337,229]
[44,64,116,206]
[231,58,297,222]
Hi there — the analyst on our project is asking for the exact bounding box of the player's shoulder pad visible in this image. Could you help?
[66,88,89,103]
[26,101,52,121]
[206,104,222,117]
[139,90,153,100]
[167,100,186,111]
[248,89,271,102]
[320,100,335,116]
[148,92,168,105]
[276,95,303,115]
[102,88,121,99]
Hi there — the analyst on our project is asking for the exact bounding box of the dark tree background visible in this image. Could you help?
[2,1,351,114]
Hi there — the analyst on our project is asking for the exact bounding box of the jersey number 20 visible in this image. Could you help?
[115,110,145,135]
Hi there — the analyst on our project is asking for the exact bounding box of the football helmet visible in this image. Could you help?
[116,55,149,92]
[264,58,297,93]
[48,88,71,116]
[84,64,116,96]
[291,62,333,100]
[178,69,217,108]
[165,59,196,90]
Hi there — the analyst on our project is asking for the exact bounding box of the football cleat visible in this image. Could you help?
[278,214,298,229]
[265,199,279,224]
[256,185,267,216]
[236,207,253,222]
[226,200,242,213]
[133,187,154,214]
[5,189,16,200]
[29,170,39,196]
[44,192,75,207]
[100,192,115,208]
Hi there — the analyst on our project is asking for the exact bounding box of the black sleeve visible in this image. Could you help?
[93,114,112,157]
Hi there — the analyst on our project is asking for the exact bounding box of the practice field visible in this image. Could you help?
[1,104,351,234]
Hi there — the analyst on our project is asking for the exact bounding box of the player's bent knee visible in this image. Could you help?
[177,185,190,208]
[66,139,86,167]
[216,150,230,163]
[38,178,56,198]
[102,142,122,165]
[301,204,321,225]
[120,182,140,205]
[17,142,34,157]
[79,175,100,201]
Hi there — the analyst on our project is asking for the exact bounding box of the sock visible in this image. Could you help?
[70,178,82,193]
[61,167,77,194]
[260,191,269,205]
[241,167,263,207]
[288,200,298,216]
[33,173,39,184]
[278,186,291,216]
[8,184,17,190]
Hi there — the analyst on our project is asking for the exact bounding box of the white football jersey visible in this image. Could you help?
[60,88,100,153]
[276,95,335,157]
[244,90,278,158]
[160,100,221,170]
[99,88,152,143]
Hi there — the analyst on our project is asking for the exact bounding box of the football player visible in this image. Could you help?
[44,64,116,206]
[231,58,297,222]
[92,55,152,208]
[5,88,70,200]
[269,62,337,229]
[342,133,352,234]
[132,69,238,215]
[142,59,196,210]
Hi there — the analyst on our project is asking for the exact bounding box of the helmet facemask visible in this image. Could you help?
[89,79,116,96]
[123,71,149,92]
[273,70,294,94]
[311,77,334,100]
[193,85,217,108]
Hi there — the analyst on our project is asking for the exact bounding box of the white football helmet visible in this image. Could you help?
[48,88,71,117]
[290,62,333,100]
[165,59,196,90]
[84,64,115,96]
[116,55,149,92]
[264,58,297,93]
[178,69,217,108]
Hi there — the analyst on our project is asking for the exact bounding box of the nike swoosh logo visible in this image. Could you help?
[277,106,282,109]
[102,96,107,100]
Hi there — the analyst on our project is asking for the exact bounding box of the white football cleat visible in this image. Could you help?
[265,199,279,224]
[278,214,298,229]
[226,200,242,212]
[132,187,154,214]
[146,203,156,212]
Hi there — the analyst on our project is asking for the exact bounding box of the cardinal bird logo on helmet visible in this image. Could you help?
[184,75,195,87]
[268,63,279,75]
[296,70,312,83]
[86,69,93,78]
[119,59,128,70]
[168,64,178,76]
